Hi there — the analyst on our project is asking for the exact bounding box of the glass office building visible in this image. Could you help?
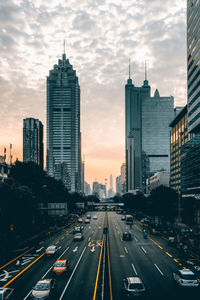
[23,118,44,168]
[187,0,200,133]
[170,105,188,192]
[46,53,81,192]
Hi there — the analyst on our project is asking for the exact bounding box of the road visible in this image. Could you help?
[108,212,200,300]
[0,211,200,299]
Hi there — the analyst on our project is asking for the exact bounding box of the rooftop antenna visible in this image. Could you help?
[63,40,65,54]
[129,58,131,79]
[145,60,147,80]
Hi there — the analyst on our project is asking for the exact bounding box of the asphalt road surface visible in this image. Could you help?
[0,211,200,299]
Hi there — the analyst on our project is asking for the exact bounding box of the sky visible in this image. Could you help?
[0,0,187,188]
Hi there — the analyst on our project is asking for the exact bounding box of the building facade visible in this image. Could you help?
[46,52,81,192]
[146,171,170,194]
[187,0,200,133]
[23,118,44,168]
[116,175,121,195]
[170,105,188,192]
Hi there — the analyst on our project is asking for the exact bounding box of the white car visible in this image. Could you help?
[173,269,199,287]
[122,277,146,297]
[93,215,97,220]
[78,218,83,223]
[73,233,83,241]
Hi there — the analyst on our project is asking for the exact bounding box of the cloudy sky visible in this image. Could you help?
[0,0,187,188]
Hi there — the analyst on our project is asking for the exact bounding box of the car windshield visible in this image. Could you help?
[34,282,50,291]
[47,246,55,251]
[76,233,81,236]
[55,261,66,267]
[180,274,196,280]
[129,283,143,290]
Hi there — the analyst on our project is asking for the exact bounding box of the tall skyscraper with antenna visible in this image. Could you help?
[125,60,150,192]
[46,45,81,192]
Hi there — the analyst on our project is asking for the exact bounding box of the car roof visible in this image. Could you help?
[56,259,67,262]
[127,277,142,284]
[37,278,52,284]
[179,269,194,275]
[47,245,56,249]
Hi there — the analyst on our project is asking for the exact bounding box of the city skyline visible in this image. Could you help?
[0,0,187,186]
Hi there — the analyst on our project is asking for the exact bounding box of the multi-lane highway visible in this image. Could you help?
[0,211,199,299]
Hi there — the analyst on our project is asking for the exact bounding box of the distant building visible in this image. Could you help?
[46,51,81,192]
[142,89,178,190]
[116,175,121,195]
[84,182,91,196]
[108,174,114,197]
[146,171,170,194]
[99,184,106,199]
[23,118,43,168]
[170,105,188,192]
[92,181,100,197]
[120,163,126,194]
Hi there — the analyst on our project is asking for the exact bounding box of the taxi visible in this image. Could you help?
[53,259,70,276]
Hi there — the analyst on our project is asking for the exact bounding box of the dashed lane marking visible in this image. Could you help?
[124,247,128,254]
[141,247,147,254]
[165,252,172,258]
[132,264,138,275]
[154,264,164,276]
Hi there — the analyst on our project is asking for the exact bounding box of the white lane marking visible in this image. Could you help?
[36,246,44,253]
[120,255,125,258]
[134,237,138,242]
[141,247,147,254]
[124,247,128,254]
[88,237,91,242]
[132,264,138,275]
[59,247,86,300]
[21,259,32,266]
[0,270,19,281]
[154,264,164,276]
[120,238,123,242]
[23,247,69,300]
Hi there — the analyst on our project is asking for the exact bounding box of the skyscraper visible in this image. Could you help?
[46,50,81,192]
[125,62,150,192]
[187,0,200,133]
[23,118,43,168]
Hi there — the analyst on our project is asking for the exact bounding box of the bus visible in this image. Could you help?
[125,215,133,225]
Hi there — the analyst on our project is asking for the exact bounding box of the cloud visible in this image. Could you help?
[0,0,187,187]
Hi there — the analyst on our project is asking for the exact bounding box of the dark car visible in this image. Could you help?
[73,232,84,241]
[122,277,146,297]
[0,288,14,300]
[31,279,56,299]
[122,232,132,241]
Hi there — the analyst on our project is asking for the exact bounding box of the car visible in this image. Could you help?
[93,215,97,220]
[86,215,91,219]
[45,245,59,257]
[121,216,126,221]
[0,288,14,299]
[31,279,56,299]
[122,232,132,241]
[85,219,90,224]
[78,218,83,223]
[173,269,199,287]
[53,259,70,276]
[73,232,83,241]
[168,236,176,246]
[73,226,83,233]
[122,277,146,297]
